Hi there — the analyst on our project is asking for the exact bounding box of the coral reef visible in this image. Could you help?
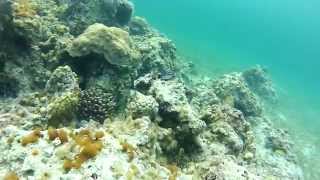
[0,0,305,179]
[67,23,139,67]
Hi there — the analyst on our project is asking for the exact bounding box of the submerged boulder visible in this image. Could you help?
[212,73,262,117]
[126,90,159,119]
[129,16,151,35]
[60,0,134,35]
[67,23,140,67]
[149,79,206,136]
[45,65,79,95]
[201,104,255,157]
[242,66,277,103]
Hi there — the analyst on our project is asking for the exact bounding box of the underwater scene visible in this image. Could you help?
[0,0,318,179]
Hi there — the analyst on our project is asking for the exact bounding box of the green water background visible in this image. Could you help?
[133,0,320,178]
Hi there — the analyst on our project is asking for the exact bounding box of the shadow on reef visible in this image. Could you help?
[0,73,20,98]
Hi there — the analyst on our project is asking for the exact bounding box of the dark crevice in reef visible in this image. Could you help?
[115,1,133,25]
[158,107,180,129]
[64,54,108,89]
[61,53,133,91]
[0,73,19,98]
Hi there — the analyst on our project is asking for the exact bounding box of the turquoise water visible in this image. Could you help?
[133,0,320,132]
[133,0,320,178]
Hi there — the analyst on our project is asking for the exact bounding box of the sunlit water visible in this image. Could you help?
[133,0,320,178]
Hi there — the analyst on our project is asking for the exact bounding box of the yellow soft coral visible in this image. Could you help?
[63,129,104,171]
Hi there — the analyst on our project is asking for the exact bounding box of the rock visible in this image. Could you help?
[133,73,154,92]
[242,66,277,103]
[149,79,206,136]
[115,0,134,25]
[134,35,177,74]
[129,16,151,35]
[67,23,140,67]
[201,104,255,157]
[213,73,262,117]
[126,90,159,119]
[60,0,134,35]
[204,158,259,180]
[0,73,20,98]
[45,65,79,95]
